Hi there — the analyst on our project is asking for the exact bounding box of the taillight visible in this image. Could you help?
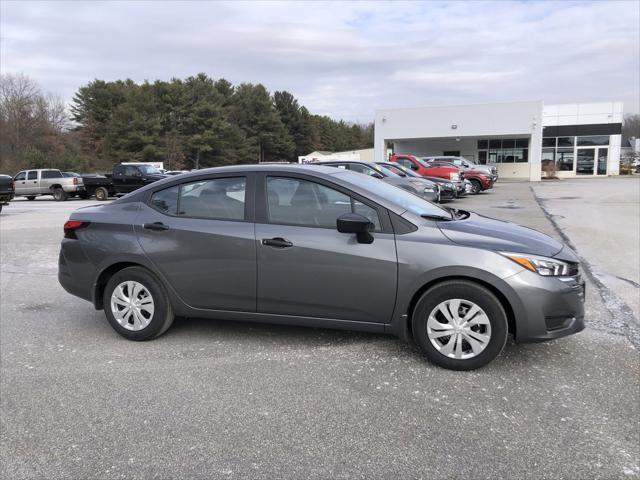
[10,180,14,191]
[64,220,90,239]
[73,177,78,185]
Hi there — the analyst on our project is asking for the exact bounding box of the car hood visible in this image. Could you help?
[437,212,564,257]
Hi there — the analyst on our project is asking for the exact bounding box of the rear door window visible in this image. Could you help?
[179,177,246,220]
[150,186,179,215]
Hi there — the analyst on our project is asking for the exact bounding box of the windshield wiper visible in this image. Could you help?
[421,214,453,221]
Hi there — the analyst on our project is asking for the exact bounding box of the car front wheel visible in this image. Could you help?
[411,280,508,370]
[103,266,174,341]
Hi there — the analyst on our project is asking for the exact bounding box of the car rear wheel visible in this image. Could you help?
[52,188,68,201]
[95,187,109,201]
[411,280,508,370]
[103,266,174,341]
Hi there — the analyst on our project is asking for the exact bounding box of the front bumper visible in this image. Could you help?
[504,270,585,343]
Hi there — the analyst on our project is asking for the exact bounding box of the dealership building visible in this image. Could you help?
[374,101,623,181]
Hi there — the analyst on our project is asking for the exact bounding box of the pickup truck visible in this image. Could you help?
[13,169,86,201]
[0,174,15,213]
[424,159,494,194]
[390,155,463,181]
[82,163,168,201]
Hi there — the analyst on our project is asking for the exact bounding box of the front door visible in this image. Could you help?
[255,174,397,324]
[577,147,608,176]
[136,175,256,312]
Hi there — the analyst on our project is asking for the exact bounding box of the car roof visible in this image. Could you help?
[115,163,412,215]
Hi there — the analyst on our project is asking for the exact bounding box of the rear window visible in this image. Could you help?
[179,177,246,220]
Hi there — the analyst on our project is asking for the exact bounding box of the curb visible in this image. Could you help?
[530,186,640,348]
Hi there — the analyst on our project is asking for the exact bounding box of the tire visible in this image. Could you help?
[103,266,174,341]
[53,188,68,201]
[0,204,3,213]
[26,196,36,201]
[469,179,482,194]
[95,187,109,201]
[411,280,508,370]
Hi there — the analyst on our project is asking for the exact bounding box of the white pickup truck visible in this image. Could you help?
[13,169,86,201]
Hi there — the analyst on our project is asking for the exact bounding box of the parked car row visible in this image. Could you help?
[314,154,497,206]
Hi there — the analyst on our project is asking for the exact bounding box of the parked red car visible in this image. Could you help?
[390,155,464,182]
[426,159,494,193]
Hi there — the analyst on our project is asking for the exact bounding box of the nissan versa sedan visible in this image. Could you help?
[59,165,585,370]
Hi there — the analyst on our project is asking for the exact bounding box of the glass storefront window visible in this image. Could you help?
[557,137,574,147]
[477,140,488,149]
[515,138,529,148]
[478,151,487,164]
[513,148,528,162]
[556,148,574,171]
[542,138,556,148]
[577,135,609,146]
[489,139,501,149]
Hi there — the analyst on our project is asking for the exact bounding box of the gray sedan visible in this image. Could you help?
[59,165,585,370]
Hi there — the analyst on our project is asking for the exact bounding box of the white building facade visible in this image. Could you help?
[374,101,623,181]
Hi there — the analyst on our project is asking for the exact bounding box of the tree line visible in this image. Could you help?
[0,73,374,174]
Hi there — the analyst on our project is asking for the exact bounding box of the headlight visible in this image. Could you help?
[423,186,435,192]
[500,252,571,276]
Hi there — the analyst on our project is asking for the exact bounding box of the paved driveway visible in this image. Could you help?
[1,189,638,479]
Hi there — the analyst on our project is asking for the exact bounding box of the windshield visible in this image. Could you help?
[333,170,450,217]
[389,163,422,178]
[417,158,434,168]
[138,165,162,175]
[375,164,402,178]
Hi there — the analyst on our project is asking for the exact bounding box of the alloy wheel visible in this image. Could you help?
[426,299,492,359]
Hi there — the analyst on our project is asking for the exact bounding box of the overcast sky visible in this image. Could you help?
[1,0,638,121]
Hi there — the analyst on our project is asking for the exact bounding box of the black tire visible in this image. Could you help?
[469,179,482,194]
[0,204,3,213]
[103,266,174,341]
[411,280,508,370]
[95,187,109,201]
[26,196,36,201]
[52,188,68,201]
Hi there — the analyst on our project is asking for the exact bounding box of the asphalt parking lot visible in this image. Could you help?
[1,180,639,479]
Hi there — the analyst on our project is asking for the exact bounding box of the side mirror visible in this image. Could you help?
[337,213,375,244]
[371,172,384,179]
[411,164,419,171]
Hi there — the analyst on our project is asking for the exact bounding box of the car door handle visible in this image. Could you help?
[262,237,293,248]
[143,222,170,231]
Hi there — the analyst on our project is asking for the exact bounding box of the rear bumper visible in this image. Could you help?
[504,270,586,343]
[58,241,95,304]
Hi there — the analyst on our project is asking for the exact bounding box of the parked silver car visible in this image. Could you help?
[316,160,439,203]
[13,169,86,201]
[59,165,585,370]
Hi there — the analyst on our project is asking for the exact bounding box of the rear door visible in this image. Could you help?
[255,173,397,324]
[136,174,256,312]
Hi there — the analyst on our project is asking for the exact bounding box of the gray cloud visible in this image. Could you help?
[1,0,638,121]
